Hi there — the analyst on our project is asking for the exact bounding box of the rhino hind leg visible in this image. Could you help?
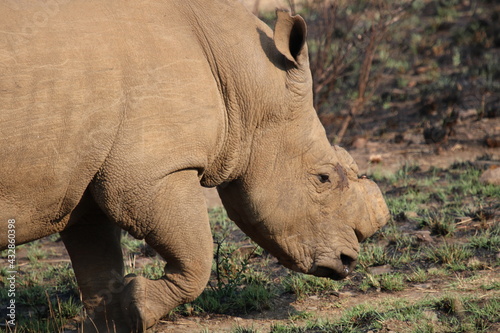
[60,199,128,332]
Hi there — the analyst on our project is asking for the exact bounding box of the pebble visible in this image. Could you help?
[339,291,357,298]
[413,230,434,243]
[480,167,500,186]
[367,264,392,275]
[414,283,432,289]
[351,137,367,149]
[422,310,439,322]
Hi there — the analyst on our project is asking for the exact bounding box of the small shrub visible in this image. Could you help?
[380,273,406,291]
[288,310,314,321]
[469,227,500,251]
[193,281,274,314]
[358,244,388,267]
[27,246,49,262]
[419,209,456,237]
[481,282,500,291]
[359,274,381,292]
[121,232,145,254]
[407,267,429,283]
[425,243,474,266]
[283,273,348,300]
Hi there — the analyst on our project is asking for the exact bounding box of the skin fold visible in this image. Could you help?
[0,0,389,331]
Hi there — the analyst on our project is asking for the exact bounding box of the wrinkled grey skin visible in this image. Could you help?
[0,0,389,332]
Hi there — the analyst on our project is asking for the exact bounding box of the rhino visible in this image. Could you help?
[0,0,389,331]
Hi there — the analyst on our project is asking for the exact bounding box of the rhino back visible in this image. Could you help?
[0,0,225,243]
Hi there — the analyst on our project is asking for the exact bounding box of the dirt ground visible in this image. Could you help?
[151,269,500,332]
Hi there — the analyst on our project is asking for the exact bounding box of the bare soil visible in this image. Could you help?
[154,271,500,332]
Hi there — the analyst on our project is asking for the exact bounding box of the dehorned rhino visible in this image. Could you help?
[0,0,389,331]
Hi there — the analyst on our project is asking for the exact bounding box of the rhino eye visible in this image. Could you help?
[318,174,330,183]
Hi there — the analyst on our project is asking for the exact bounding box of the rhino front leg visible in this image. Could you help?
[94,169,213,332]
[60,197,128,332]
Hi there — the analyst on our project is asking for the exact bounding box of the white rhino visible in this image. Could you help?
[0,0,389,331]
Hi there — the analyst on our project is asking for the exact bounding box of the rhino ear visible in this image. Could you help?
[273,9,307,67]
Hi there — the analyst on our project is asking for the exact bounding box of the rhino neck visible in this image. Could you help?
[179,0,287,186]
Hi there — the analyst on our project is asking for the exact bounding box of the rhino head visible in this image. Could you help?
[216,11,389,280]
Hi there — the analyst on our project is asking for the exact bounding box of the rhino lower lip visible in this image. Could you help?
[313,264,353,280]
[312,253,358,280]
[311,263,355,280]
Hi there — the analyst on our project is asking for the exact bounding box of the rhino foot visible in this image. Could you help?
[120,275,171,333]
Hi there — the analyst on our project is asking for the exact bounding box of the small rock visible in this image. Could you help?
[480,167,500,186]
[485,98,500,118]
[394,133,404,144]
[233,245,257,257]
[367,264,392,275]
[415,65,432,74]
[467,256,487,269]
[450,143,463,152]
[406,211,419,219]
[413,230,434,243]
[485,135,500,148]
[351,137,367,149]
[424,126,447,144]
[339,291,357,298]
[369,154,383,164]
[422,310,439,322]
[461,108,479,119]
[414,283,432,290]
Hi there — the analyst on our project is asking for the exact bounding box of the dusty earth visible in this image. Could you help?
[147,271,500,333]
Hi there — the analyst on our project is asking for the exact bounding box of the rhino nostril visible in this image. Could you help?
[340,253,357,273]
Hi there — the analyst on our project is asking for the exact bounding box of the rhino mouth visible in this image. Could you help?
[311,253,357,280]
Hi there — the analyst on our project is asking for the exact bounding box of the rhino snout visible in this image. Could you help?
[310,248,358,280]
